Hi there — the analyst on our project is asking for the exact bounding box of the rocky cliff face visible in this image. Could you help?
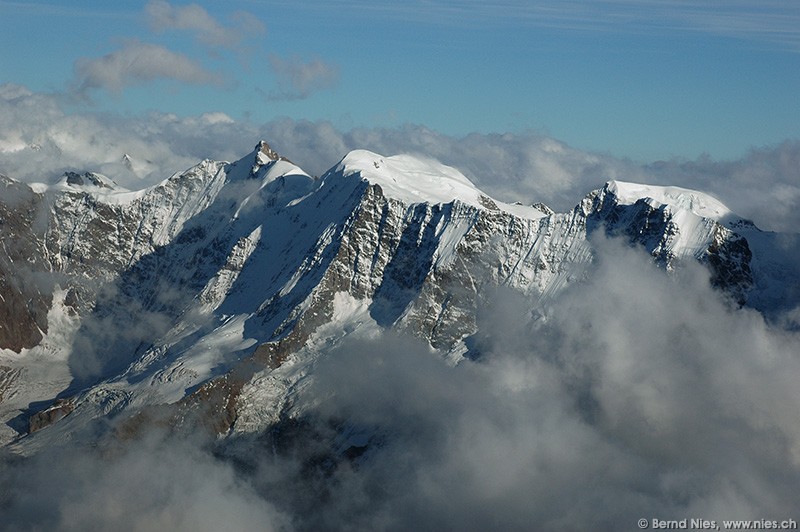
[0,141,793,449]
[0,175,55,353]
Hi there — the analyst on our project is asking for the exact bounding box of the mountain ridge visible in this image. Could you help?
[1,140,798,450]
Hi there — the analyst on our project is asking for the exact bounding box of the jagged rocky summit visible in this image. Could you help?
[0,140,797,448]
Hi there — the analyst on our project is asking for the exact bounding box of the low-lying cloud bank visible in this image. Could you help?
[2,237,799,530]
[2,83,799,232]
[0,433,290,532]
[279,236,800,529]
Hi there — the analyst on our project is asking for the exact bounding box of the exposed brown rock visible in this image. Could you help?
[28,398,75,433]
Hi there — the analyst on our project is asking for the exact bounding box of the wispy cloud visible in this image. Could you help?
[72,41,220,96]
[266,54,339,101]
[259,0,800,51]
[603,0,800,50]
[63,3,267,98]
[144,0,265,50]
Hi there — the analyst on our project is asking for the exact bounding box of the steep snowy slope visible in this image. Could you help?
[0,141,316,443]
[1,141,796,450]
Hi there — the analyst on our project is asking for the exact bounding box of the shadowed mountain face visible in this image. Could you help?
[0,141,797,450]
[0,176,52,352]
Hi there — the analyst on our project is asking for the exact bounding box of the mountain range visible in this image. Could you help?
[1,140,799,528]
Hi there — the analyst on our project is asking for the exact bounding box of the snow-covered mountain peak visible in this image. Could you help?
[25,171,139,201]
[59,171,121,191]
[331,149,545,219]
[606,180,732,222]
[336,149,478,202]
[119,153,158,179]
[222,141,309,186]
[255,140,281,165]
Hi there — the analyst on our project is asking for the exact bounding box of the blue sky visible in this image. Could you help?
[2,0,799,163]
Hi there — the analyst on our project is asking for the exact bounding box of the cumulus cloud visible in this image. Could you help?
[72,41,220,96]
[266,54,339,101]
[145,0,265,49]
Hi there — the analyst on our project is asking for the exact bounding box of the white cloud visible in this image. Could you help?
[645,144,800,233]
[63,3,266,98]
[1,85,798,232]
[144,0,265,49]
[72,41,219,96]
[0,432,290,531]
[276,236,800,527]
[0,84,258,187]
[199,111,235,125]
[266,54,339,101]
